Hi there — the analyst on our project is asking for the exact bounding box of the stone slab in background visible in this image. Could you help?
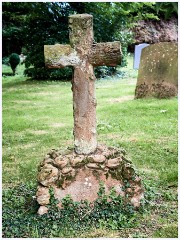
[135,42,178,99]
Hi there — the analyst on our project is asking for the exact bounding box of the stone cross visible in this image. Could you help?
[44,14,121,155]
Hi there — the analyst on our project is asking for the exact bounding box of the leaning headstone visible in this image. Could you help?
[135,42,178,98]
[36,14,144,214]
[134,43,149,69]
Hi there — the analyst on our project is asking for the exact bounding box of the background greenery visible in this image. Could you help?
[2,2,178,79]
[2,55,178,237]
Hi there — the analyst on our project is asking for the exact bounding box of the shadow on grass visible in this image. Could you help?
[2,72,14,76]
[2,77,40,88]
[2,77,71,89]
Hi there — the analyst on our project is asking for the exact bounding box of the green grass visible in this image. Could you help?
[2,56,178,238]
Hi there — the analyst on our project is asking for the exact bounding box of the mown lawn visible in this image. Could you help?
[2,56,178,238]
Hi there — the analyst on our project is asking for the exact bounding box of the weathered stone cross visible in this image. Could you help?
[44,14,121,155]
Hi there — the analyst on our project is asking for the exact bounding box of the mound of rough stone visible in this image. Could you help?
[135,42,178,99]
[36,145,144,215]
[133,17,178,45]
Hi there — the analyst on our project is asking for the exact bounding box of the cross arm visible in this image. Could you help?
[89,41,122,67]
[44,44,81,68]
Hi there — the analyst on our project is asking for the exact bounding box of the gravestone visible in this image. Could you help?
[36,14,144,215]
[134,43,149,69]
[135,42,178,98]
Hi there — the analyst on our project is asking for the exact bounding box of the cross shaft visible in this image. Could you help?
[44,14,121,154]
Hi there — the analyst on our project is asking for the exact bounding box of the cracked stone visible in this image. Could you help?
[106,157,121,169]
[38,164,59,187]
[70,156,84,167]
[88,154,106,163]
[61,167,73,174]
[36,186,50,205]
[54,157,68,169]
[86,163,100,169]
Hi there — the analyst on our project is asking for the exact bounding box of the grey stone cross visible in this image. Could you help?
[44,14,121,154]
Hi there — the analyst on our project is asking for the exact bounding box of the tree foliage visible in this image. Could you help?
[155,2,178,20]
[2,2,178,80]
[2,2,31,57]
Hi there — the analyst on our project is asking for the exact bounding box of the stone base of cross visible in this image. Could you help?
[44,14,121,154]
[36,144,144,215]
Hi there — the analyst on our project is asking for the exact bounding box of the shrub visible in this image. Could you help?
[9,53,20,75]
[2,56,10,66]
[24,67,72,81]
[94,66,117,79]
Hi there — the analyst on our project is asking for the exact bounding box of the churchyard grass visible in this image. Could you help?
[2,55,178,238]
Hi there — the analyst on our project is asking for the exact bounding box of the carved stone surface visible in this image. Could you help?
[135,42,178,99]
[36,145,144,214]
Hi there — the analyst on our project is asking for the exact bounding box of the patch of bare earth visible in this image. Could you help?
[14,100,32,104]
[106,133,121,139]
[31,130,48,135]
[36,92,54,96]
[109,95,134,103]
[156,136,177,144]
[16,142,37,149]
[51,122,66,128]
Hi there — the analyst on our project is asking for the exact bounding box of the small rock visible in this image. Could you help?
[43,158,54,165]
[44,154,51,160]
[126,188,133,194]
[122,164,135,179]
[48,149,58,159]
[70,156,84,167]
[134,176,141,183]
[89,154,106,163]
[61,167,73,174]
[38,206,48,215]
[104,150,112,158]
[54,157,68,169]
[70,169,76,178]
[106,157,121,169]
[130,195,142,208]
[58,147,74,156]
[38,164,59,187]
[86,163,100,169]
[36,186,50,205]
